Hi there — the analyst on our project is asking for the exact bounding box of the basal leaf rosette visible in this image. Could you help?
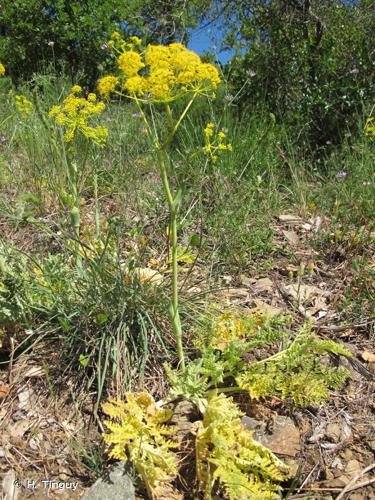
[98,36,221,103]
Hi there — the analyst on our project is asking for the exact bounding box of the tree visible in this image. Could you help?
[0,0,209,84]
[221,0,375,147]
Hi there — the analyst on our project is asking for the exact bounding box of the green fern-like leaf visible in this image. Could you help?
[196,392,290,499]
[102,392,178,499]
[237,326,351,406]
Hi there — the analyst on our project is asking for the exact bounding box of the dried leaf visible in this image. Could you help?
[278,214,303,223]
[0,383,10,401]
[284,284,328,304]
[253,299,284,317]
[254,278,273,293]
[361,351,375,363]
[10,419,30,439]
[17,387,34,410]
[24,366,44,378]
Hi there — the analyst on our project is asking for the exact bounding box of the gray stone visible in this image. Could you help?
[82,461,135,500]
[241,416,261,431]
[256,416,301,457]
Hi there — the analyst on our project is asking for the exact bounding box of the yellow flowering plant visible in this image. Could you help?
[98,35,222,369]
[0,63,5,77]
[365,116,375,137]
[48,86,108,263]
[14,95,34,120]
[203,122,232,163]
[48,85,108,146]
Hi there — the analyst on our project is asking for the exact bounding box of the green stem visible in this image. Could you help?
[157,148,185,370]
[133,95,201,371]
[67,159,81,267]
[214,386,246,395]
[93,170,100,239]
[0,112,17,128]
[161,96,196,150]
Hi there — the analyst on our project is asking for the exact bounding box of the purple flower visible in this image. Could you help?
[246,69,257,78]
[336,170,347,178]
[101,42,109,50]
[0,135,7,143]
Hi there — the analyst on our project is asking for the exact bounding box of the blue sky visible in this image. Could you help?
[187,21,235,64]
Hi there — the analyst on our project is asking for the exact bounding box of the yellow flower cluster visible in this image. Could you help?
[97,75,119,98]
[106,32,142,52]
[15,95,33,119]
[203,122,232,162]
[365,117,375,137]
[98,37,221,103]
[118,51,144,77]
[48,86,108,146]
[0,63,5,76]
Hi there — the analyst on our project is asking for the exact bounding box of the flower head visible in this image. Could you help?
[203,122,232,162]
[98,37,221,103]
[118,51,144,77]
[336,170,347,178]
[98,75,119,98]
[365,117,375,137]
[15,95,33,119]
[49,90,108,146]
[0,63,5,76]
[71,85,82,95]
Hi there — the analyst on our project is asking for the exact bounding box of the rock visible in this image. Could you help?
[241,416,261,431]
[239,275,255,287]
[321,476,349,488]
[325,422,342,443]
[82,461,135,500]
[368,440,375,452]
[256,416,300,457]
[282,230,299,246]
[284,283,328,304]
[17,387,34,410]
[253,278,273,293]
[361,350,375,363]
[1,469,18,500]
[284,457,300,476]
[170,400,199,443]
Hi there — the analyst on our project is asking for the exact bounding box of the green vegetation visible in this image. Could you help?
[1,1,374,498]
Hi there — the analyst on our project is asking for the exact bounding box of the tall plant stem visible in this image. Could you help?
[157,148,185,370]
[133,97,198,370]
[93,170,100,239]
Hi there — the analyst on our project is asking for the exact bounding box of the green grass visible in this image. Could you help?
[1,72,374,407]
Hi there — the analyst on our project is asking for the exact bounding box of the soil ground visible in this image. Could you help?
[0,211,374,499]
